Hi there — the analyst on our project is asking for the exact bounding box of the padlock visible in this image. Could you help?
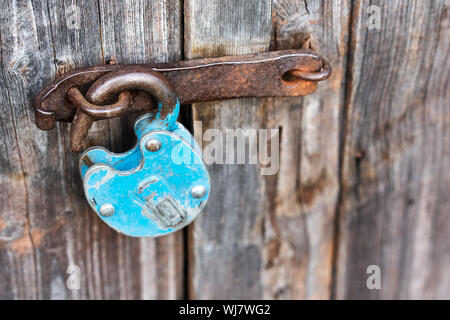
[78,68,210,237]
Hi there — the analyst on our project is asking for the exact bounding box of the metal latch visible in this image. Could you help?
[33,49,331,237]
[34,49,331,152]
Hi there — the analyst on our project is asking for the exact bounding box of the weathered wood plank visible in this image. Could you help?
[0,0,183,299]
[185,0,350,299]
[336,0,450,299]
[97,0,184,300]
[185,0,272,299]
[1,0,449,301]
[264,0,350,299]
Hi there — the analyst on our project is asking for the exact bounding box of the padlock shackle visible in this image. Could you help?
[67,67,180,152]
[86,66,178,119]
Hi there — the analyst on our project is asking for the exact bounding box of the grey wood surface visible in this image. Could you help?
[185,0,273,299]
[0,0,449,299]
[184,0,351,299]
[0,0,183,299]
[264,0,350,299]
[335,0,450,299]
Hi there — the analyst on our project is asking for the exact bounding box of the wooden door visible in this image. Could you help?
[0,0,448,299]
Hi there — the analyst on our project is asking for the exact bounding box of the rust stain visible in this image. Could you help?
[55,59,75,76]
[265,238,281,269]
[12,172,28,182]
[327,65,343,92]
[11,228,45,256]
[297,169,328,206]
[309,18,321,25]
[19,63,29,73]
[106,57,117,65]
[0,219,5,231]
[9,218,66,256]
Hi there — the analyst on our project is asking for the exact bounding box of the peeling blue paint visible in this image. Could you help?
[79,101,210,237]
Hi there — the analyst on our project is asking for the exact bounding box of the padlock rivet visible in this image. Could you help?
[99,203,115,217]
[190,185,207,199]
[145,139,161,152]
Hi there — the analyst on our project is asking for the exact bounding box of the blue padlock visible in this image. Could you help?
[79,69,210,237]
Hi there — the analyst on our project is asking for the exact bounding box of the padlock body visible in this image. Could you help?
[80,115,210,237]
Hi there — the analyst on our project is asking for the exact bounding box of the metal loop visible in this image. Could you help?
[67,87,134,119]
[86,66,178,116]
[67,67,179,152]
[289,57,332,82]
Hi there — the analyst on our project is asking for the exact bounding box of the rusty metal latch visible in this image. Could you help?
[34,49,331,152]
[32,49,331,238]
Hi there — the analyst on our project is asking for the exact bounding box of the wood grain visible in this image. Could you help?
[185,0,272,299]
[1,0,449,300]
[0,0,183,299]
[97,0,184,300]
[264,0,350,299]
[185,0,350,299]
[335,0,450,299]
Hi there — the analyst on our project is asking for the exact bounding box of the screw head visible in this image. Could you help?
[145,139,161,152]
[190,185,207,199]
[99,204,115,217]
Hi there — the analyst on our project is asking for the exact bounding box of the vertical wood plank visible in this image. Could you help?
[1,0,448,300]
[265,0,350,299]
[336,0,450,299]
[0,0,183,299]
[185,0,272,299]
[0,0,58,299]
[97,0,184,300]
[185,0,351,299]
